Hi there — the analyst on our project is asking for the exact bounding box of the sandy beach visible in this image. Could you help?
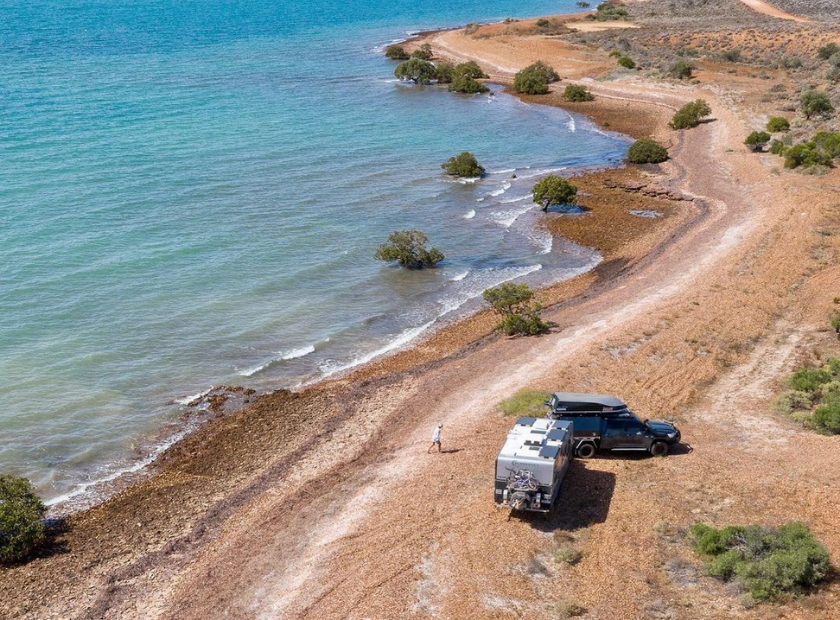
[4,1,840,619]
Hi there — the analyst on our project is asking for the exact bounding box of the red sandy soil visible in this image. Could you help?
[3,4,840,620]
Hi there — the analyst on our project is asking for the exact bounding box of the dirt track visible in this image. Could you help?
[111,35,840,620]
[4,6,840,620]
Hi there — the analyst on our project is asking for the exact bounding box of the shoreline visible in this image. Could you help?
[43,67,665,516]
[10,4,840,618]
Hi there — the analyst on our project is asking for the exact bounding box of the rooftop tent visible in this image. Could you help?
[549,392,628,414]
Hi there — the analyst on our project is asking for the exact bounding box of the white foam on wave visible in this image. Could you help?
[454,176,481,185]
[490,168,517,175]
[487,181,512,198]
[450,269,470,281]
[238,344,318,377]
[46,423,196,509]
[319,320,436,379]
[500,195,531,204]
[515,166,568,181]
[174,387,212,406]
[528,227,554,255]
[489,203,534,229]
[463,209,476,219]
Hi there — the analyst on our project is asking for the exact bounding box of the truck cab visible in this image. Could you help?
[546,392,680,457]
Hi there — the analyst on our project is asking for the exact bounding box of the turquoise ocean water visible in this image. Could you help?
[0,0,629,507]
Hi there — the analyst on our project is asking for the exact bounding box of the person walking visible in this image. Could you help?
[428,423,443,453]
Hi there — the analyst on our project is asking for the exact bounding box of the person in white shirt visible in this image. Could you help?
[428,423,443,453]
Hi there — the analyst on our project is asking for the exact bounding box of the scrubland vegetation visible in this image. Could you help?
[690,522,830,604]
[777,357,840,432]
[483,283,549,336]
[0,474,46,564]
[374,230,444,269]
[513,61,560,94]
[627,138,669,163]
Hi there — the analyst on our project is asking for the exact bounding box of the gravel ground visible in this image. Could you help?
[4,5,840,620]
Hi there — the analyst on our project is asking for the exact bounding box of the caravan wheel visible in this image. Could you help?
[576,442,596,459]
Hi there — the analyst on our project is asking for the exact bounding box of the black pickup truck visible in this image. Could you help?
[546,392,681,457]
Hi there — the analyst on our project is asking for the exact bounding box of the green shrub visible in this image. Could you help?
[374,230,444,269]
[513,61,559,94]
[766,116,790,133]
[690,522,830,601]
[626,138,669,163]
[587,2,629,21]
[608,49,622,58]
[669,59,694,80]
[789,367,833,393]
[576,1,591,7]
[448,75,489,94]
[532,175,578,210]
[817,42,840,60]
[454,60,489,80]
[411,43,433,60]
[800,89,834,120]
[782,56,803,70]
[783,142,833,169]
[394,59,437,84]
[563,84,594,102]
[434,62,455,84]
[0,475,46,564]
[831,309,840,333]
[536,18,550,27]
[769,139,786,155]
[384,44,410,61]
[813,131,840,158]
[721,48,742,62]
[830,52,840,69]
[555,542,583,565]
[617,55,636,69]
[483,282,549,336]
[776,390,813,416]
[813,399,840,433]
[441,151,485,177]
[669,99,712,129]
[745,131,772,152]
[497,388,551,416]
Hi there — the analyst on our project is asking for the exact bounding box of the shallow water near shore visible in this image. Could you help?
[0,0,628,506]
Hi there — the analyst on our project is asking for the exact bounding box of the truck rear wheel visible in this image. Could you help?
[576,442,596,459]
[650,441,668,457]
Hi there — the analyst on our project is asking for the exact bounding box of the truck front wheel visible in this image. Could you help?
[576,442,596,459]
[650,441,668,457]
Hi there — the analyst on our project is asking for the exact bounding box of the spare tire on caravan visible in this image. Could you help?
[494,417,574,513]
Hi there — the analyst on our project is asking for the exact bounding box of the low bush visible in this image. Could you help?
[778,358,840,432]
[394,59,437,84]
[555,542,583,565]
[441,151,485,177]
[813,399,840,433]
[800,89,834,120]
[617,55,636,69]
[745,131,771,152]
[384,44,409,61]
[817,42,840,61]
[513,61,559,94]
[766,116,790,133]
[721,48,742,62]
[454,60,488,80]
[669,59,694,80]
[411,43,433,61]
[669,99,712,130]
[483,282,549,336]
[563,84,594,102]
[374,230,444,269]
[555,599,586,619]
[690,522,830,602]
[448,75,489,94]
[782,56,803,70]
[434,62,454,84]
[608,49,622,58]
[769,139,786,155]
[626,138,669,163]
[587,1,629,21]
[783,142,833,169]
[0,475,46,564]
[497,388,551,417]
[532,175,578,210]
